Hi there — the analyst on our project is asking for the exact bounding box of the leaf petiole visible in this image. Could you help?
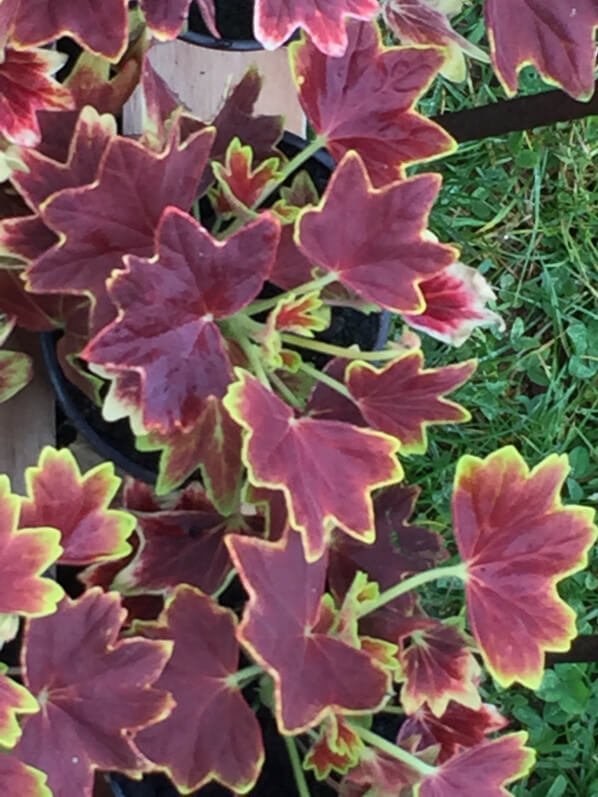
[284,735,311,797]
[281,333,405,362]
[253,134,328,210]
[226,663,264,688]
[358,563,467,618]
[348,724,437,777]
[244,272,338,316]
[298,360,352,400]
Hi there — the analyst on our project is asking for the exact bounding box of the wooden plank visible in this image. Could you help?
[0,331,55,491]
[124,39,305,136]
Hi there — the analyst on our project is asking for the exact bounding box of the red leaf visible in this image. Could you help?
[291,20,455,186]
[13,106,116,212]
[269,214,316,290]
[0,272,60,332]
[140,0,193,40]
[211,137,281,216]
[0,756,52,797]
[297,153,456,313]
[0,475,63,617]
[0,349,33,403]
[453,446,598,689]
[15,589,174,797]
[305,714,363,779]
[397,618,481,717]
[144,396,244,511]
[2,107,115,264]
[19,446,136,566]
[415,732,535,797]
[346,351,476,454]
[111,484,241,596]
[397,702,508,765]
[83,207,280,432]
[227,531,391,732]
[329,485,447,640]
[306,357,365,425]
[0,673,38,748]
[199,66,283,194]
[65,49,144,117]
[403,262,505,346]
[255,0,378,55]
[340,745,423,797]
[134,585,264,792]
[11,0,129,61]
[26,121,216,334]
[0,48,73,147]
[224,370,402,562]
[383,0,488,82]
[485,0,598,100]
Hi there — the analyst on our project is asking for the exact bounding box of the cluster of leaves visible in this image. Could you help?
[0,1,597,796]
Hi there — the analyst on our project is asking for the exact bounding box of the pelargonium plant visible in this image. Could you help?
[0,1,597,796]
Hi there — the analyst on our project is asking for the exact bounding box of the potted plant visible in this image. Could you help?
[0,1,597,795]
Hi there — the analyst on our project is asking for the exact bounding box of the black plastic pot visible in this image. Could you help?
[40,130,391,484]
[180,0,282,51]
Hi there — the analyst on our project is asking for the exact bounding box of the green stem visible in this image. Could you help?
[280,334,405,362]
[191,198,201,222]
[349,725,437,778]
[227,318,270,387]
[298,360,352,400]
[226,663,263,688]
[270,372,303,409]
[358,563,467,618]
[244,273,338,317]
[254,134,328,210]
[284,735,311,797]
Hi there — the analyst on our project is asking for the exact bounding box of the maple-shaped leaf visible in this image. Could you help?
[383,0,489,82]
[227,531,390,733]
[305,714,364,779]
[83,207,279,432]
[485,0,598,100]
[14,588,174,797]
[199,66,283,194]
[397,618,481,717]
[211,137,281,216]
[134,585,264,792]
[403,262,505,346]
[0,672,38,748]
[0,475,63,617]
[0,272,59,331]
[64,49,144,117]
[340,744,425,797]
[269,210,317,290]
[346,351,476,455]
[0,48,73,147]
[414,732,535,797]
[0,348,33,403]
[19,446,136,566]
[453,446,598,689]
[11,0,129,61]
[140,0,194,40]
[255,0,378,55]
[111,483,245,596]
[13,106,116,213]
[224,370,402,562]
[0,756,52,797]
[398,701,508,765]
[290,20,455,186]
[26,120,216,334]
[329,485,447,640]
[270,291,330,336]
[297,153,456,314]
[1,107,116,265]
[142,396,244,510]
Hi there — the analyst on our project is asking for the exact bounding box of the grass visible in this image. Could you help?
[388,3,598,794]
